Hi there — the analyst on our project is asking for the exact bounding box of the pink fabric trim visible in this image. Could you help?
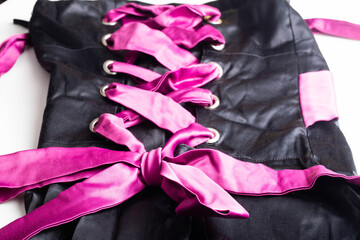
[306,18,360,41]
[299,70,339,128]
[0,33,29,78]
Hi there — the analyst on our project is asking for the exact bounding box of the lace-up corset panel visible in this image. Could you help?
[0,0,359,239]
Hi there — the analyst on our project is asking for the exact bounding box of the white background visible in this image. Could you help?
[0,0,360,229]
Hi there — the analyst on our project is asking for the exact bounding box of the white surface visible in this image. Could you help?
[0,0,360,229]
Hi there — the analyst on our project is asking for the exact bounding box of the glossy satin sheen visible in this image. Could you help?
[163,25,225,49]
[1,122,360,239]
[104,4,223,70]
[0,34,29,77]
[108,61,162,82]
[103,3,221,28]
[306,18,360,40]
[107,63,220,129]
[299,70,339,128]
[115,88,214,129]
[106,22,199,70]
[105,83,196,133]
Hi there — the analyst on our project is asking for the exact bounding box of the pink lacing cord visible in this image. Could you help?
[91,3,226,136]
[100,3,225,70]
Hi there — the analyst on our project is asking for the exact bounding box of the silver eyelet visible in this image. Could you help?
[211,43,225,51]
[89,117,99,133]
[102,19,117,26]
[205,95,220,110]
[103,60,116,75]
[101,33,112,47]
[206,128,220,144]
[204,16,223,25]
[100,85,109,97]
[207,61,223,79]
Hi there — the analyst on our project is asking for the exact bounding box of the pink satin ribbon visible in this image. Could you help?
[0,33,29,77]
[103,3,175,25]
[114,88,214,129]
[104,83,196,133]
[103,63,219,130]
[103,3,221,28]
[299,70,339,128]
[136,63,220,94]
[1,121,360,239]
[306,18,360,40]
[163,24,225,49]
[106,22,199,70]
[103,4,224,69]
[107,61,161,82]
[107,62,220,88]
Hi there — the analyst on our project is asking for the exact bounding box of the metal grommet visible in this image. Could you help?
[205,95,220,110]
[100,85,109,97]
[102,19,117,26]
[101,33,112,47]
[103,60,116,75]
[211,43,225,51]
[207,61,223,79]
[89,117,99,133]
[206,128,220,144]
[204,16,223,25]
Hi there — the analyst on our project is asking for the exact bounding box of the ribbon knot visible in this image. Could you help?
[140,148,163,186]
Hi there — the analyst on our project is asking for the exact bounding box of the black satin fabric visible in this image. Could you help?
[26,0,360,239]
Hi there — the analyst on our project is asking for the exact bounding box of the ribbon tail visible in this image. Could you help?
[173,149,360,196]
[0,33,29,77]
[0,147,141,202]
[305,18,360,41]
[160,162,249,218]
[0,163,145,240]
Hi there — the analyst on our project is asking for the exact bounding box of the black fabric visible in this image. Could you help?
[26,0,360,239]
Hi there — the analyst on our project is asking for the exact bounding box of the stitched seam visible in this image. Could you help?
[286,3,315,159]
[226,155,304,163]
[206,49,324,59]
[43,140,106,144]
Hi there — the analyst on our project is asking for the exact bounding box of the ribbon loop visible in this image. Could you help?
[94,113,146,153]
